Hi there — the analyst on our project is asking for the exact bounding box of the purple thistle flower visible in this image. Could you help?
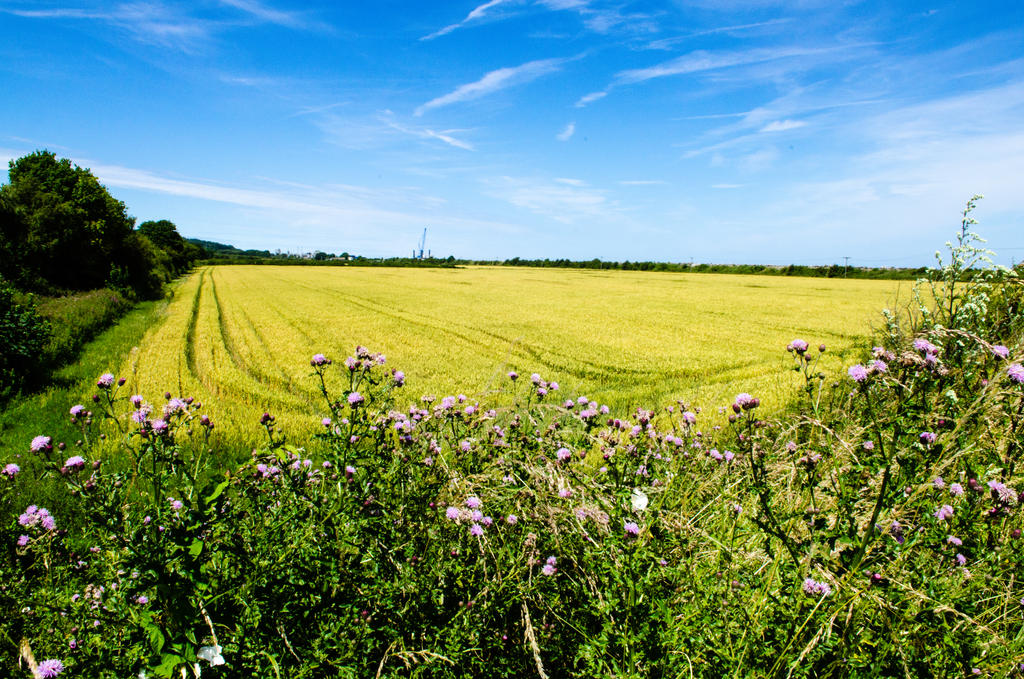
[347,392,364,406]
[64,456,85,471]
[949,482,964,496]
[97,373,115,389]
[987,480,1017,504]
[847,364,868,382]
[471,510,484,522]
[913,338,939,356]
[322,417,332,427]
[920,432,937,445]
[393,370,405,386]
[469,523,484,537]
[789,339,809,353]
[345,465,356,477]
[624,521,640,537]
[556,447,571,462]
[505,514,518,525]
[445,506,460,520]
[37,659,64,677]
[151,419,168,434]
[947,535,962,546]
[862,440,874,450]
[530,373,542,384]
[465,495,482,509]
[135,595,149,604]
[30,435,52,452]
[956,553,967,566]
[992,345,1010,359]
[933,504,954,521]
[802,578,832,597]
[69,404,85,418]
[130,394,144,407]
[311,353,329,366]
[541,563,556,576]
[41,514,56,531]
[17,534,30,546]
[508,371,518,381]
[168,498,184,511]
[933,477,945,489]
[3,463,19,477]
[1007,363,1024,384]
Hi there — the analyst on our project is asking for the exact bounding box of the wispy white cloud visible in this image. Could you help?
[483,175,613,223]
[556,122,576,141]
[382,115,475,151]
[217,0,321,30]
[760,119,807,132]
[645,19,792,50]
[711,183,744,189]
[415,57,569,116]
[619,179,668,186]
[575,90,607,107]
[421,0,516,40]
[615,45,841,86]
[554,177,586,186]
[2,0,322,52]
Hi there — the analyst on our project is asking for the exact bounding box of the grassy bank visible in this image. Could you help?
[0,296,168,455]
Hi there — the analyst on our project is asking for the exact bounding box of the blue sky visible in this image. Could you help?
[2,1,1023,265]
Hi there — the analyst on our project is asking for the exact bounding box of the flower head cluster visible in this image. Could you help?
[96,373,116,389]
[991,345,1010,360]
[541,556,557,576]
[987,480,1018,505]
[848,364,868,383]
[69,404,86,419]
[63,455,86,471]
[788,338,809,354]
[933,504,954,521]
[19,505,56,531]
[37,658,65,677]
[1008,363,1024,384]
[913,338,940,356]
[30,435,52,453]
[920,431,937,445]
[3,463,19,478]
[310,353,331,367]
[624,521,641,537]
[802,578,832,597]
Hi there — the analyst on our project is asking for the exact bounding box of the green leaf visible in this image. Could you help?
[205,477,231,505]
[189,537,204,557]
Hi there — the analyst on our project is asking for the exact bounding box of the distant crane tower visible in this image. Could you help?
[413,227,429,259]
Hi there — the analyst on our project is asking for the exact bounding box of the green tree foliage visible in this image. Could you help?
[0,151,203,300]
[138,220,206,276]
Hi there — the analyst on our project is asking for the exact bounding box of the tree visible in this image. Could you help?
[0,151,137,293]
[138,219,205,276]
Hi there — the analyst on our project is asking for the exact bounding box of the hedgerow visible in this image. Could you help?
[2,203,1022,678]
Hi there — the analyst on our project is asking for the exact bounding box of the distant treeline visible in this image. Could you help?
[486,257,929,280]
[200,247,927,280]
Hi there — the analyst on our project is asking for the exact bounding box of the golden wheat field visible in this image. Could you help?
[117,265,908,444]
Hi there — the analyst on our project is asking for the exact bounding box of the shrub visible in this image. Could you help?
[0,278,51,399]
[37,289,133,367]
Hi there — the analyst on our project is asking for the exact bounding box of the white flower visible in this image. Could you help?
[631,489,649,511]
[197,644,225,666]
